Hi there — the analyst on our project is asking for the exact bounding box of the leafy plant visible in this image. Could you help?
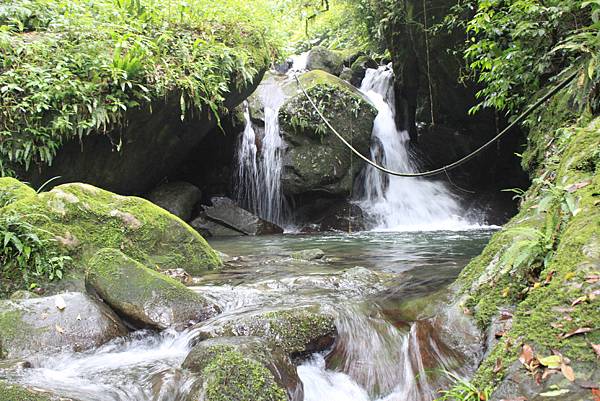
[0,213,71,297]
[435,371,493,401]
[502,226,554,272]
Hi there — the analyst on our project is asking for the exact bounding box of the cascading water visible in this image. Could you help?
[359,65,472,231]
[235,78,287,225]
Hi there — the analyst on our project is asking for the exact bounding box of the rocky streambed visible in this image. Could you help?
[0,215,494,401]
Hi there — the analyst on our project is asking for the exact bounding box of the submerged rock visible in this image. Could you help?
[190,213,245,238]
[290,249,325,261]
[196,305,336,357]
[0,292,127,359]
[145,181,202,222]
[86,248,219,329]
[184,337,302,401]
[306,46,344,76]
[203,197,283,236]
[1,182,221,284]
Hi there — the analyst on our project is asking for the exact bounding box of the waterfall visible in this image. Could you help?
[235,77,287,225]
[359,66,470,231]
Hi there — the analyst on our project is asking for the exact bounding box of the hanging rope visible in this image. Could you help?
[293,70,578,178]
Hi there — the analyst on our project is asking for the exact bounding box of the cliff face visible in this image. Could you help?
[455,80,600,399]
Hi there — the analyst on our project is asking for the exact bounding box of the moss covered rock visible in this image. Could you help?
[86,248,219,329]
[0,178,35,209]
[278,70,376,199]
[0,380,74,401]
[196,305,336,357]
[306,46,344,76]
[0,292,127,359]
[2,181,221,284]
[183,337,302,401]
[454,110,600,397]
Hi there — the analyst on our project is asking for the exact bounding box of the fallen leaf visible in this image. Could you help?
[593,388,600,401]
[571,296,588,306]
[539,388,570,397]
[560,327,593,339]
[564,272,576,281]
[561,363,575,382]
[55,295,66,311]
[502,287,510,297]
[538,355,561,369]
[533,282,542,289]
[585,275,600,284]
[519,344,535,365]
[550,322,564,329]
[565,180,591,193]
[55,324,65,334]
[544,271,555,284]
[578,381,599,389]
[542,368,557,380]
[592,343,600,358]
[500,310,514,320]
[494,357,503,373]
[495,330,506,338]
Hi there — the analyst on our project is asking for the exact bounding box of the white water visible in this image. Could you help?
[235,78,287,225]
[359,66,476,231]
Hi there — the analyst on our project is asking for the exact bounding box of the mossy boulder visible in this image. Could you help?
[2,181,222,283]
[0,178,35,209]
[278,70,376,199]
[306,46,344,76]
[183,337,302,401]
[0,292,127,359]
[86,248,219,329]
[195,305,336,357]
[0,380,76,401]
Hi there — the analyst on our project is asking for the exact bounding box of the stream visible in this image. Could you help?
[0,229,494,401]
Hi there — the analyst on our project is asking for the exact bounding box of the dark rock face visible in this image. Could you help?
[306,46,344,76]
[145,181,202,222]
[183,336,303,401]
[22,72,265,196]
[203,197,283,236]
[349,56,378,87]
[86,248,220,329]
[190,214,245,238]
[0,292,127,359]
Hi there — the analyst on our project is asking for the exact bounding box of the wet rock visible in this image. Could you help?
[195,305,336,356]
[339,67,353,83]
[278,70,376,200]
[306,46,344,76]
[203,197,283,236]
[318,202,366,232]
[86,248,220,329]
[349,56,378,87]
[184,337,302,401]
[0,292,127,359]
[290,249,325,261]
[190,213,244,238]
[491,360,600,401]
[1,182,222,281]
[145,181,202,222]
[161,268,193,285]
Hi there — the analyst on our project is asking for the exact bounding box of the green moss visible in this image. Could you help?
[0,178,35,209]
[0,381,54,401]
[201,350,287,401]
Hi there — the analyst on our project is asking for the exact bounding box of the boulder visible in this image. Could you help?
[0,178,35,209]
[195,305,336,356]
[190,213,245,238]
[0,380,77,401]
[290,249,325,261]
[317,202,366,232]
[203,197,283,236]
[278,70,376,199]
[306,46,344,76]
[145,181,202,222]
[86,248,220,329]
[339,67,353,83]
[1,182,222,284]
[183,337,302,401]
[349,56,378,87]
[0,292,127,359]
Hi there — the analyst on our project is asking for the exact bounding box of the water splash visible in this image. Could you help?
[359,66,475,231]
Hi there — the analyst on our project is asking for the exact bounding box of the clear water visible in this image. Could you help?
[0,230,494,401]
[359,66,478,231]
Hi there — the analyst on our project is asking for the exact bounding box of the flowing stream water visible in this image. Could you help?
[0,230,493,401]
